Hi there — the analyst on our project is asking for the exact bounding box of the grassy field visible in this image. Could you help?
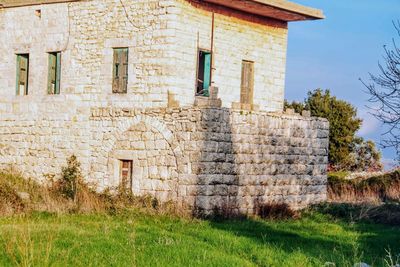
[0,210,399,267]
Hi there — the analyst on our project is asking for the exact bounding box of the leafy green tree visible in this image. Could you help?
[349,138,383,171]
[283,100,305,114]
[285,89,381,170]
[306,89,362,168]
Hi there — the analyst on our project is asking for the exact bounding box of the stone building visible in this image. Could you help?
[0,0,328,214]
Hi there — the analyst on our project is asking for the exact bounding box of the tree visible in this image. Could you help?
[283,99,305,114]
[285,89,382,171]
[362,21,400,163]
[348,138,383,172]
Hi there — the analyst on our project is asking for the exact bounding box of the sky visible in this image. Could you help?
[285,0,400,169]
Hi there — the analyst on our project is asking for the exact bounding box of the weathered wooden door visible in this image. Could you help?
[240,60,254,105]
[120,160,133,191]
[112,48,129,93]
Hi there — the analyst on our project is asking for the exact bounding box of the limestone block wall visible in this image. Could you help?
[0,0,288,113]
[89,107,329,213]
[0,106,328,213]
[171,0,288,111]
[0,0,179,180]
[0,0,178,110]
[0,0,326,215]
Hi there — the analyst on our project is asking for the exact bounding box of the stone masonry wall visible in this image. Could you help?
[0,0,178,181]
[0,0,326,215]
[172,0,288,111]
[0,105,328,214]
[0,0,177,109]
[0,0,288,112]
[89,107,329,214]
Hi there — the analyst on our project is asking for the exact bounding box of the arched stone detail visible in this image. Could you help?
[104,115,183,162]
[102,115,188,201]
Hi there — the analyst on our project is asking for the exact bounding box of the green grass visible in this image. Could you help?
[0,210,398,267]
[328,171,350,180]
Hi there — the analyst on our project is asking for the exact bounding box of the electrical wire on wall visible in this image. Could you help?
[59,0,157,53]
[118,0,155,30]
[61,2,71,52]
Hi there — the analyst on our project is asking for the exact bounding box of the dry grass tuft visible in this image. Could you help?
[255,202,298,220]
[328,170,400,203]
[0,156,191,218]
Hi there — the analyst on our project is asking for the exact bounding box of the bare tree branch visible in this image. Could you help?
[362,20,400,163]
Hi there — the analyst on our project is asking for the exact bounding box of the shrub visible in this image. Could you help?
[59,155,82,202]
[0,172,47,215]
[0,174,25,214]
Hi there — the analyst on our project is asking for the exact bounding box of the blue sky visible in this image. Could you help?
[285,0,400,168]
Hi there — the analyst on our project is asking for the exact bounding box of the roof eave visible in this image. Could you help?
[201,0,325,22]
[0,0,81,8]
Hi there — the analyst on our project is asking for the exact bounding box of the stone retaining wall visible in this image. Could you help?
[0,106,329,214]
[90,107,329,214]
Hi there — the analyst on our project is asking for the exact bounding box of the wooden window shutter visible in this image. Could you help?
[196,50,211,96]
[203,53,211,91]
[48,52,61,94]
[48,53,56,94]
[240,60,254,105]
[16,54,29,96]
[112,48,128,94]
[55,52,61,94]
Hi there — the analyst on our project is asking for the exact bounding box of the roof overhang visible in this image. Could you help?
[200,0,324,21]
[0,0,81,8]
[0,0,324,22]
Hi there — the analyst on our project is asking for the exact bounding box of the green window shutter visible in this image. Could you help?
[16,54,29,96]
[48,52,61,94]
[55,52,61,94]
[112,48,128,94]
[48,53,56,94]
[196,51,211,97]
[203,53,211,94]
[112,49,120,93]
[120,48,128,94]
[15,56,20,95]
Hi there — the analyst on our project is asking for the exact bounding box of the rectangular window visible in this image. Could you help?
[16,54,29,96]
[240,60,254,105]
[112,48,129,94]
[120,160,133,191]
[196,50,211,97]
[48,52,61,94]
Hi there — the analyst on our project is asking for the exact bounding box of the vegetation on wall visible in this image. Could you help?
[328,170,400,203]
[285,89,382,171]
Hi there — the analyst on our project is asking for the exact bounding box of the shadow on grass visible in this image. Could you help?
[206,214,400,266]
